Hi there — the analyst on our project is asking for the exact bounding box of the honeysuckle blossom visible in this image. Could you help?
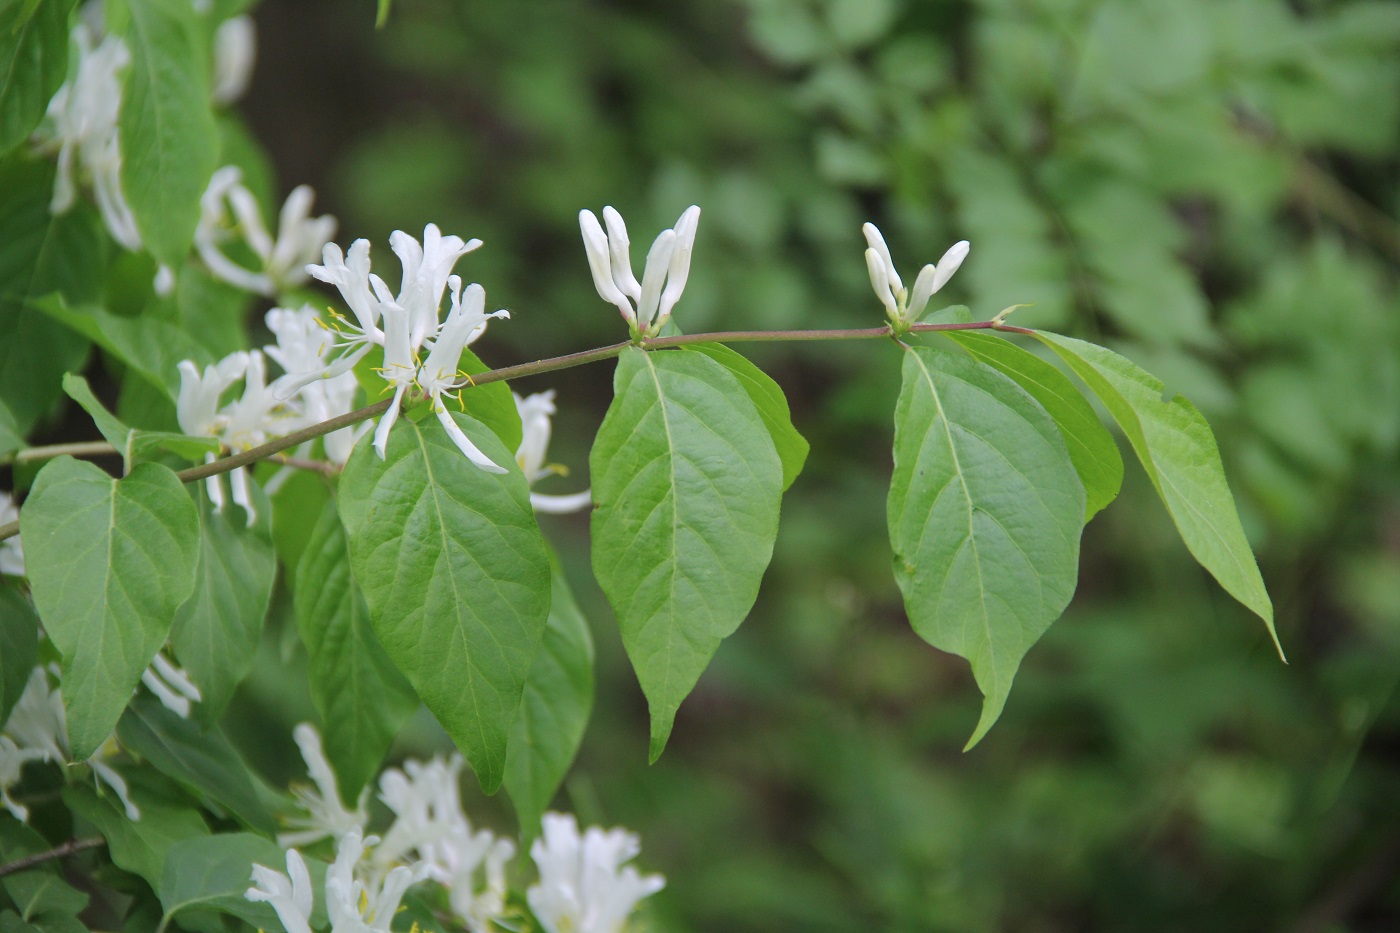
[862,222,969,328]
[197,165,337,297]
[176,350,293,524]
[325,829,422,933]
[2,666,140,821]
[212,16,256,106]
[580,205,700,337]
[515,391,591,514]
[306,226,509,466]
[373,754,514,931]
[0,492,22,576]
[265,306,365,463]
[41,23,142,252]
[527,812,665,933]
[279,722,369,849]
[139,652,202,719]
[246,847,315,933]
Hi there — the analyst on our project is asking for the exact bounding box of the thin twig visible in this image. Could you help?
[0,319,1035,543]
[0,837,106,878]
[0,441,119,467]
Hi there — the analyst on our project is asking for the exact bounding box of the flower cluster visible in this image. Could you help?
[253,724,664,933]
[580,205,700,338]
[862,222,970,329]
[515,390,592,515]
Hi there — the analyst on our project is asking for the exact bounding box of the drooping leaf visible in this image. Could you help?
[157,833,289,932]
[460,348,523,452]
[120,0,218,267]
[294,499,418,802]
[887,344,1085,748]
[116,696,278,834]
[37,298,213,400]
[942,331,1123,520]
[0,585,38,725]
[0,0,75,155]
[688,343,809,491]
[504,551,594,840]
[20,458,199,759]
[591,347,783,761]
[1035,333,1279,652]
[63,775,209,889]
[168,483,276,720]
[0,157,98,433]
[339,413,551,794]
[61,373,219,467]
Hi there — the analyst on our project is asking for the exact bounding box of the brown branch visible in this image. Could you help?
[0,837,106,878]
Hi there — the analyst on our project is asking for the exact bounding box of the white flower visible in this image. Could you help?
[580,205,699,337]
[212,16,256,106]
[373,754,513,932]
[0,736,48,822]
[514,391,591,514]
[2,666,139,821]
[306,226,509,466]
[279,723,368,849]
[41,24,142,252]
[0,492,23,576]
[196,165,337,297]
[326,829,421,933]
[139,652,202,719]
[862,222,969,328]
[247,847,315,933]
[265,306,365,464]
[527,812,665,933]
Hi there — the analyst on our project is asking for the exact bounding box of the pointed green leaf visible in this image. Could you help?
[38,298,213,400]
[942,332,1123,520]
[1034,332,1279,652]
[688,343,809,491]
[888,344,1085,747]
[157,833,289,931]
[339,413,551,794]
[1,871,86,924]
[504,551,594,840]
[0,0,75,155]
[0,586,38,725]
[61,373,219,468]
[120,0,217,266]
[295,500,418,802]
[116,696,278,834]
[591,347,783,761]
[20,458,199,759]
[168,484,275,720]
[0,157,98,433]
[460,348,523,452]
[63,775,209,889]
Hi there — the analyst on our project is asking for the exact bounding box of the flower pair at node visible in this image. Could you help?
[580,205,700,339]
[862,222,970,330]
[305,225,510,469]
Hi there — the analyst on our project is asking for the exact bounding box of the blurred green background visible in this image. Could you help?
[232,0,1400,929]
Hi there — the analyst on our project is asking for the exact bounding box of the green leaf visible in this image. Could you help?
[168,484,276,720]
[61,373,219,467]
[1034,333,1279,653]
[294,499,417,802]
[459,348,522,452]
[120,0,218,267]
[376,0,392,27]
[20,458,199,759]
[688,343,809,491]
[116,696,278,834]
[0,157,98,433]
[339,413,551,794]
[63,775,210,889]
[1,871,86,924]
[157,833,287,932]
[942,332,1123,520]
[0,0,75,155]
[0,399,19,458]
[38,298,213,400]
[504,551,594,840]
[887,344,1085,748]
[590,347,783,761]
[0,585,38,725]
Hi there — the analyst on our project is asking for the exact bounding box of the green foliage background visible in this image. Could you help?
[196,0,1400,928]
